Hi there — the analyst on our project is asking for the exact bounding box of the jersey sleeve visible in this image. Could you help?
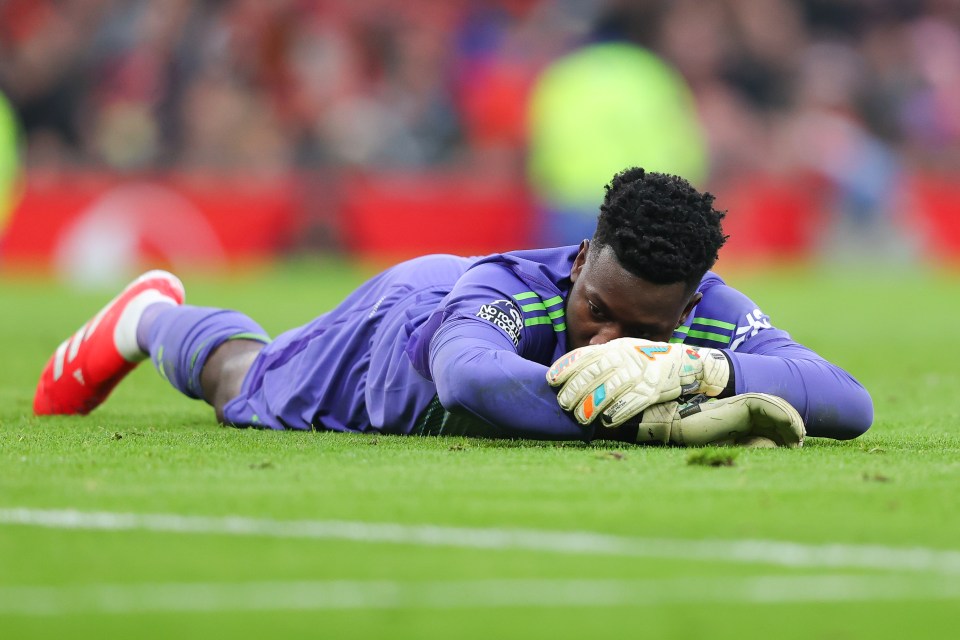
[420,263,590,441]
[687,281,873,440]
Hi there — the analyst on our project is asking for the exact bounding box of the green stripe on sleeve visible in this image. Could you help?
[687,329,732,344]
[691,317,736,330]
[513,291,565,331]
[525,316,553,326]
[674,325,690,335]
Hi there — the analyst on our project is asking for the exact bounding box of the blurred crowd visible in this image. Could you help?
[2,0,960,191]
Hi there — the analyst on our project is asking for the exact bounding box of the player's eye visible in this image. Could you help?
[587,300,605,320]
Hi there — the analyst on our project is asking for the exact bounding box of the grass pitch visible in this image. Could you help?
[2,260,959,639]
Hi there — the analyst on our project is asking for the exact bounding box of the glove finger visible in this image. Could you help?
[598,379,686,428]
[571,367,640,424]
[555,346,632,411]
[676,346,704,390]
[546,345,604,387]
[573,376,623,424]
[598,390,654,428]
[557,362,617,411]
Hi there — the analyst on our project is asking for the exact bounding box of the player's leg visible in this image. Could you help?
[35,270,270,420]
[199,339,264,423]
[138,304,270,421]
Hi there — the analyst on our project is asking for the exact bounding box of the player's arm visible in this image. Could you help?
[691,282,872,440]
[723,330,872,440]
[429,317,593,440]
[415,264,600,441]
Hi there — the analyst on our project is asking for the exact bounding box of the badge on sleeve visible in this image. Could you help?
[731,308,772,350]
[476,299,523,346]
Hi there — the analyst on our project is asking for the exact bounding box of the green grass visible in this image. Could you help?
[2,261,960,639]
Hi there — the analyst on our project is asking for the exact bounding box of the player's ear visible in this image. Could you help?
[679,291,702,326]
[570,240,590,283]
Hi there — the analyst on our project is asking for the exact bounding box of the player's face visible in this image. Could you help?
[565,241,701,351]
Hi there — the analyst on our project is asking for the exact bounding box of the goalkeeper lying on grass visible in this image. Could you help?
[34,167,872,447]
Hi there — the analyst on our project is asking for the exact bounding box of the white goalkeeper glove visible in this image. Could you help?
[546,338,731,427]
[634,393,805,448]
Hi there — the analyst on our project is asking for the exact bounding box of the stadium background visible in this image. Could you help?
[3,2,960,637]
[2,0,959,279]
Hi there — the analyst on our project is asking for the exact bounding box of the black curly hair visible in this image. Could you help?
[592,167,727,288]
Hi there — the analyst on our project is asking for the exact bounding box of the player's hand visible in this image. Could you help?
[546,338,730,427]
[635,393,805,448]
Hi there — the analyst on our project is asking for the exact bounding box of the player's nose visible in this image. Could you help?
[589,325,624,345]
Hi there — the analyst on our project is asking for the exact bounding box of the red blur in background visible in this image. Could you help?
[3,0,960,274]
[2,168,956,273]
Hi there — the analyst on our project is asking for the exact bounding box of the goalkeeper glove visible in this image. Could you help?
[547,339,731,427]
[632,393,805,448]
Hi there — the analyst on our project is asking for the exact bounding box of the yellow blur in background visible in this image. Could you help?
[0,91,21,236]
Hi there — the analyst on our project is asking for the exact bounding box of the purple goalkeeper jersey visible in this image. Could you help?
[222,246,871,440]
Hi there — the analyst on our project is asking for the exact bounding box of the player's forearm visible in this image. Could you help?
[431,341,591,441]
[727,350,873,440]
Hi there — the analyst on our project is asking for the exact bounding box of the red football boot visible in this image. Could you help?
[34,270,186,415]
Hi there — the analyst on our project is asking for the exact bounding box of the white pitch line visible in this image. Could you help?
[2,507,960,576]
[2,575,960,616]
